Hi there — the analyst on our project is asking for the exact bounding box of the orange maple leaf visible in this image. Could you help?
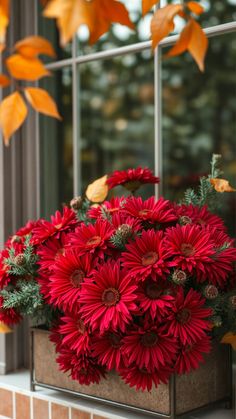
[14,36,56,58]
[43,0,134,46]
[6,54,50,81]
[86,175,109,203]
[142,0,159,16]
[0,73,10,87]
[187,1,204,15]
[165,18,208,71]
[210,178,236,193]
[151,4,183,50]
[0,91,28,146]
[24,87,61,120]
[221,332,236,350]
[0,0,9,51]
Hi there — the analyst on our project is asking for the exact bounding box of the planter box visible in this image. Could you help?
[30,328,232,418]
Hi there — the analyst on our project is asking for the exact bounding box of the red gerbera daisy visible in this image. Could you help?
[107,167,159,192]
[118,363,172,392]
[68,219,114,259]
[0,296,22,325]
[79,261,137,333]
[49,249,93,312]
[37,234,68,273]
[174,334,212,375]
[176,204,226,231]
[88,197,125,219]
[164,224,215,275]
[71,355,106,385]
[137,277,174,321]
[58,314,90,355]
[92,331,124,370]
[0,250,11,289]
[166,288,212,345]
[122,229,171,282]
[122,325,177,371]
[124,196,177,225]
[32,207,78,245]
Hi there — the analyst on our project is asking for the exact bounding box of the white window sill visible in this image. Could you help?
[0,369,234,419]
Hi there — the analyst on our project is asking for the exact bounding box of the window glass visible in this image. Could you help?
[162,33,236,235]
[40,68,73,218]
[78,51,155,198]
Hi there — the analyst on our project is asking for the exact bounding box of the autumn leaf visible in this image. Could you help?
[187,1,204,15]
[142,0,159,16]
[86,175,109,203]
[14,36,56,58]
[210,178,236,193]
[44,0,134,46]
[165,18,208,71]
[151,4,183,50]
[0,322,12,333]
[24,87,61,120]
[221,332,236,350]
[0,73,10,87]
[6,54,50,81]
[0,91,28,146]
[0,0,9,51]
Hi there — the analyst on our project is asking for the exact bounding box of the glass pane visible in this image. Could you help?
[78,50,155,198]
[38,4,72,62]
[76,0,152,55]
[162,33,236,235]
[40,68,73,218]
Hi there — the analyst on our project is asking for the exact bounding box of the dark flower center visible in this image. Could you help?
[139,209,152,217]
[86,235,102,247]
[77,319,86,334]
[176,308,191,324]
[123,180,141,192]
[102,288,120,306]
[139,367,150,374]
[141,331,158,347]
[108,332,122,348]
[145,280,162,299]
[80,367,88,375]
[197,218,206,226]
[70,269,85,288]
[142,251,158,266]
[180,243,195,257]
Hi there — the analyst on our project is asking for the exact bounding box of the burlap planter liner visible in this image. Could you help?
[30,328,231,418]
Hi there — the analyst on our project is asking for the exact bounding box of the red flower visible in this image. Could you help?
[58,314,90,355]
[196,228,236,287]
[119,364,172,392]
[137,277,174,321]
[37,234,68,273]
[174,335,212,375]
[49,249,93,312]
[122,325,177,371]
[122,229,171,282]
[166,288,212,345]
[68,219,114,259]
[88,197,125,219]
[0,250,11,289]
[32,207,78,245]
[92,331,124,370]
[71,355,106,385]
[0,297,22,325]
[107,167,159,192]
[164,224,214,275]
[176,204,226,231]
[124,196,177,225]
[111,212,141,234]
[79,261,137,333]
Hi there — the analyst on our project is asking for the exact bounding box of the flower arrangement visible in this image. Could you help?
[0,155,236,392]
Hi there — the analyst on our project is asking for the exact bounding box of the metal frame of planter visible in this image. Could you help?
[29,328,233,419]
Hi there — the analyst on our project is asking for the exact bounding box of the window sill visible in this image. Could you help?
[0,369,234,419]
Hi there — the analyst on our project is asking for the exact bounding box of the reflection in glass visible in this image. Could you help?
[40,68,73,218]
[162,33,236,235]
[78,51,155,198]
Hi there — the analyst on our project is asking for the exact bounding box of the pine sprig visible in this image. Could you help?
[1,279,43,316]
